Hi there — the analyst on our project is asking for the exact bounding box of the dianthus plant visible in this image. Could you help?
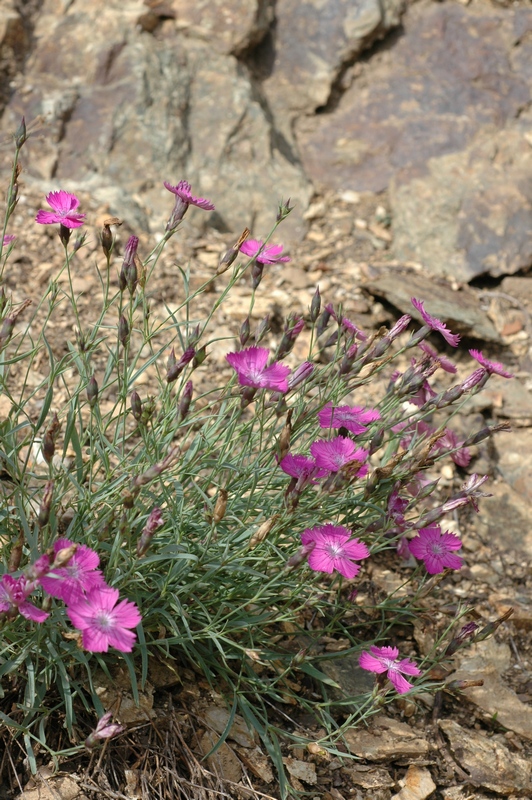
[0,122,511,788]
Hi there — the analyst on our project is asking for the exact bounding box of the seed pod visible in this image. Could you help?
[249,515,278,549]
[42,413,61,465]
[38,480,54,528]
[278,409,293,460]
[213,489,228,524]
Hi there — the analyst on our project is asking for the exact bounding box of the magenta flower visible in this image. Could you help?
[439,428,471,467]
[2,234,16,247]
[239,239,290,265]
[469,349,513,379]
[318,403,380,435]
[67,587,141,653]
[279,454,327,484]
[0,574,49,622]
[164,180,215,211]
[418,341,457,373]
[411,298,460,347]
[85,711,124,749]
[40,538,106,604]
[301,524,370,579]
[359,645,421,694]
[35,191,86,228]
[310,436,368,474]
[226,346,291,392]
[409,525,463,574]
[164,180,215,230]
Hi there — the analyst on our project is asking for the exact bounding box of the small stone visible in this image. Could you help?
[344,715,429,761]
[391,765,436,800]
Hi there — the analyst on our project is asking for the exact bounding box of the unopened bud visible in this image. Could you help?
[137,507,164,557]
[251,260,264,290]
[444,621,479,657]
[277,198,294,222]
[38,480,54,528]
[240,316,251,347]
[15,117,27,148]
[192,345,207,369]
[213,489,229,524]
[87,375,99,407]
[167,347,195,382]
[59,224,71,247]
[445,679,484,692]
[286,540,316,569]
[287,361,314,390]
[254,315,270,344]
[85,712,124,750]
[0,298,32,349]
[130,391,143,421]
[316,308,332,338]
[310,286,321,323]
[118,315,129,347]
[177,380,193,423]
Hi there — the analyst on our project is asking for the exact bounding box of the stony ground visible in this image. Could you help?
[1,182,532,800]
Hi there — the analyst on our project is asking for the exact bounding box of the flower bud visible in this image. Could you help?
[130,391,143,421]
[85,712,124,750]
[444,621,479,657]
[278,409,293,460]
[192,345,207,369]
[53,544,78,569]
[87,375,99,407]
[137,507,164,557]
[277,198,293,222]
[166,347,195,383]
[38,480,54,528]
[251,260,264,290]
[310,286,321,323]
[316,308,332,338]
[254,315,270,344]
[59,224,71,247]
[118,315,129,347]
[286,540,316,569]
[0,298,32,350]
[287,361,314,390]
[14,117,27,148]
[240,316,251,347]
[177,380,193,423]
[217,228,250,275]
[473,608,514,642]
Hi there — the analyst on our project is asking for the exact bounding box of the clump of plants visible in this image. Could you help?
[0,120,513,792]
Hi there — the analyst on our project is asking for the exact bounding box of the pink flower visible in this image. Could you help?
[310,436,368,474]
[439,428,471,467]
[411,298,460,347]
[318,403,380,435]
[279,454,324,482]
[409,525,463,574]
[469,349,513,379]
[418,341,457,373]
[301,524,369,579]
[40,538,106,604]
[85,711,124,749]
[359,645,421,694]
[67,587,141,653]
[226,346,291,392]
[164,180,215,211]
[35,191,86,228]
[0,574,49,622]
[3,234,16,247]
[164,180,215,230]
[239,239,290,265]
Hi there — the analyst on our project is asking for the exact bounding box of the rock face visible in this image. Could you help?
[1,0,532,277]
[0,0,313,240]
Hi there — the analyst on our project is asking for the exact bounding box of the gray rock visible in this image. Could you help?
[295,2,530,193]
[1,1,311,240]
[362,268,500,342]
[261,0,404,136]
[439,719,531,795]
[493,429,532,507]
[391,127,532,281]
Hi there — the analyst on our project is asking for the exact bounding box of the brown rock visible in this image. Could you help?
[344,715,429,761]
[296,2,530,194]
[391,765,436,800]
[439,719,532,795]
[199,729,243,784]
[175,0,274,55]
[477,480,532,557]
[363,268,500,342]
[391,127,532,280]
[494,429,532,506]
